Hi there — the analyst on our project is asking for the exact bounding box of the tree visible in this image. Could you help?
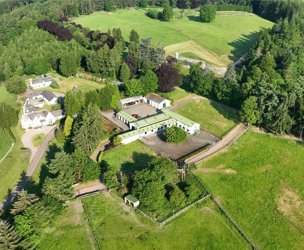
[162,3,174,21]
[189,64,213,96]
[139,0,148,8]
[99,83,120,110]
[157,63,180,92]
[141,70,158,94]
[119,63,131,83]
[72,105,104,155]
[11,191,39,215]
[64,90,85,117]
[163,126,187,143]
[63,116,73,137]
[200,5,216,23]
[125,79,144,97]
[59,53,78,77]
[240,96,260,125]
[0,103,18,129]
[124,56,137,76]
[0,220,27,250]
[4,76,26,94]
[129,29,139,44]
[169,186,186,207]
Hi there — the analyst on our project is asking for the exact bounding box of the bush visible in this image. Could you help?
[50,80,59,89]
[200,5,217,23]
[146,9,161,19]
[82,160,100,182]
[139,0,148,8]
[163,126,187,143]
[4,76,26,94]
[113,136,122,146]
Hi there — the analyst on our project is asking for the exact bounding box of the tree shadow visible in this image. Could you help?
[228,32,259,61]
[45,144,61,165]
[187,15,201,22]
[210,99,240,126]
[120,152,154,177]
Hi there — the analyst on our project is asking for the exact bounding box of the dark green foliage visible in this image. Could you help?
[139,0,148,8]
[0,103,18,129]
[85,90,102,108]
[26,57,49,75]
[189,64,213,96]
[119,62,131,83]
[162,3,174,21]
[141,69,158,94]
[163,126,187,143]
[99,83,120,110]
[240,96,259,125]
[138,38,165,69]
[72,105,104,155]
[10,191,39,215]
[200,5,216,23]
[64,89,85,117]
[59,53,78,77]
[146,9,160,19]
[125,79,144,97]
[55,129,65,144]
[4,76,26,94]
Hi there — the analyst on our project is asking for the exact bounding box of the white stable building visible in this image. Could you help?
[29,75,53,89]
[119,94,170,110]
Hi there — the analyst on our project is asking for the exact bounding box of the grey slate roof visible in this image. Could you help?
[31,76,53,85]
[145,93,166,104]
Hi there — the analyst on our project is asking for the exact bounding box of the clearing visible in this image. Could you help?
[41,76,104,94]
[175,97,239,138]
[81,193,248,249]
[194,131,304,249]
[74,9,273,66]
[100,140,156,174]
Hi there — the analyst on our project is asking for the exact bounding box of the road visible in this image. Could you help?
[185,124,247,164]
[0,126,58,211]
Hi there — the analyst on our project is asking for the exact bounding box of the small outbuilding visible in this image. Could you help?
[119,96,144,109]
[144,93,170,109]
[124,194,140,208]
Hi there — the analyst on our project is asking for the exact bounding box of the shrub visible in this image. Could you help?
[200,5,217,23]
[163,126,187,143]
[113,136,122,146]
[146,9,160,19]
[82,160,100,182]
[139,0,148,8]
[50,80,59,89]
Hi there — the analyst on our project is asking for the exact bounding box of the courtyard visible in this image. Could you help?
[123,102,159,118]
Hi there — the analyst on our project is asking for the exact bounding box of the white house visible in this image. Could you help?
[29,90,58,105]
[21,110,64,129]
[29,75,53,89]
[144,93,170,109]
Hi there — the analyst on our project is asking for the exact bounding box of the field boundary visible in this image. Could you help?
[0,130,15,164]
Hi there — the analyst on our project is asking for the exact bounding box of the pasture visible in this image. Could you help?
[159,87,190,104]
[82,193,248,250]
[194,131,304,249]
[0,129,13,160]
[175,97,239,138]
[75,9,273,66]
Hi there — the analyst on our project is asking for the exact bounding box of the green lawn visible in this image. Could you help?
[42,77,105,94]
[101,141,156,174]
[32,133,45,148]
[0,130,13,160]
[175,98,239,138]
[194,131,304,249]
[75,9,273,66]
[82,193,248,250]
[37,201,94,250]
[0,125,30,200]
[159,87,190,104]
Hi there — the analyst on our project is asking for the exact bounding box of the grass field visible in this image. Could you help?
[0,125,30,200]
[175,98,239,137]
[37,201,94,250]
[82,193,248,250]
[75,9,273,66]
[42,77,105,94]
[159,87,190,104]
[32,133,46,148]
[101,140,156,174]
[0,86,18,109]
[194,131,304,249]
[0,130,13,160]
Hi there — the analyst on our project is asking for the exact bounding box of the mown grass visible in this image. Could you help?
[159,87,190,104]
[0,129,13,160]
[75,9,273,65]
[82,193,248,250]
[0,125,30,201]
[32,133,45,148]
[101,140,156,174]
[194,131,304,249]
[0,86,18,108]
[175,98,239,138]
[180,51,203,60]
[42,77,104,94]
